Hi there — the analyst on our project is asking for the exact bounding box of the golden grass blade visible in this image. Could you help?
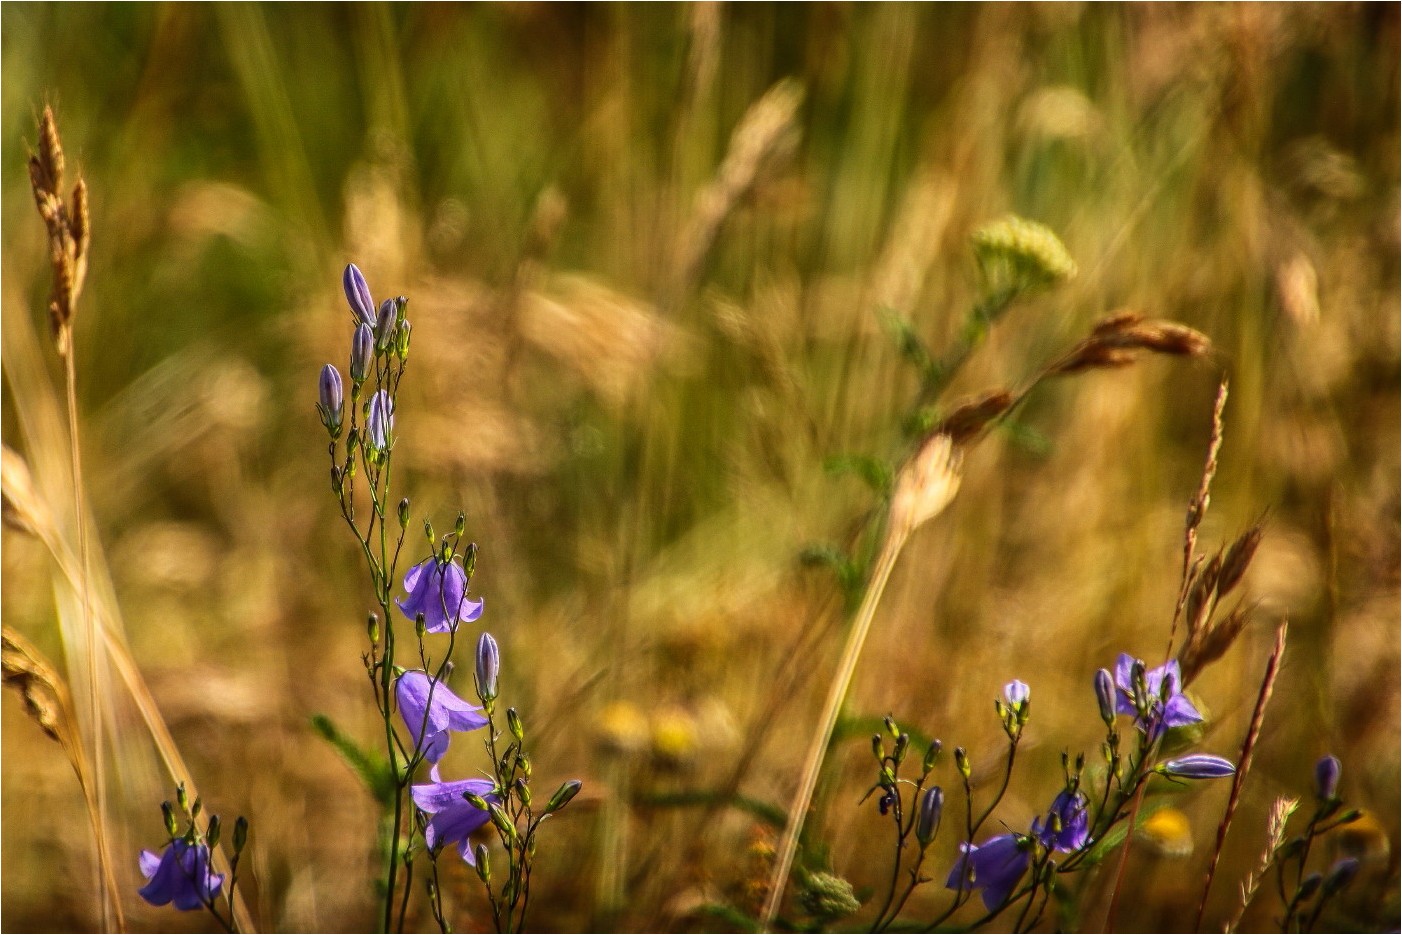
[760,435,960,931]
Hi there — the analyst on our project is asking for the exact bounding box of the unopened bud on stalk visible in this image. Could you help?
[206,815,221,849]
[916,786,944,846]
[1314,755,1342,802]
[464,792,490,812]
[343,264,375,327]
[475,844,491,881]
[488,804,515,840]
[318,365,344,436]
[375,299,398,351]
[367,613,379,644]
[423,521,435,545]
[396,319,412,358]
[894,733,910,765]
[1297,873,1323,902]
[476,633,500,704]
[508,707,524,742]
[923,740,942,774]
[415,613,426,638]
[955,746,971,780]
[176,784,190,812]
[871,734,884,762]
[515,777,532,808]
[545,779,582,814]
[162,802,179,837]
[455,512,466,538]
[398,498,410,528]
[350,323,373,383]
[233,816,249,854]
[1094,668,1116,727]
[1322,858,1359,896]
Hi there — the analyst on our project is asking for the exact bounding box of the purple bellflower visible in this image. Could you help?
[1004,680,1030,705]
[367,390,394,451]
[945,833,1031,911]
[343,263,376,327]
[396,670,488,763]
[1033,789,1090,852]
[351,323,374,383]
[1113,653,1202,739]
[138,839,224,910]
[317,365,343,436]
[1314,754,1342,801]
[411,776,498,864]
[396,556,483,633]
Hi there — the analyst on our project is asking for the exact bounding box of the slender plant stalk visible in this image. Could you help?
[63,351,123,932]
[760,524,908,930]
[1195,622,1288,931]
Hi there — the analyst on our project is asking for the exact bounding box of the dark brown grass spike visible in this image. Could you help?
[1194,621,1288,931]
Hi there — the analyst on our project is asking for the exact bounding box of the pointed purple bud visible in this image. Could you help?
[366,390,394,451]
[318,365,344,436]
[376,299,398,351]
[1314,754,1342,802]
[1158,754,1236,780]
[916,786,944,846]
[1322,857,1359,896]
[351,323,374,383]
[343,263,375,326]
[1094,668,1116,726]
[475,632,500,703]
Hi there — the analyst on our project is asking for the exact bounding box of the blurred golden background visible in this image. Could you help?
[2,3,1397,932]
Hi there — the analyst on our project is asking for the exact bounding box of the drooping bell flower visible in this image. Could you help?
[395,556,483,633]
[396,670,488,763]
[945,833,1030,911]
[1113,653,1202,740]
[137,839,224,911]
[411,775,498,864]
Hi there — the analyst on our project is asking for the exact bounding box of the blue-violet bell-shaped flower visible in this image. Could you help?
[396,556,483,633]
[1113,653,1202,739]
[138,839,224,910]
[367,390,394,452]
[945,833,1030,911]
[318,365,343,436]
[396,670,489,763]
[375,298,398,351]
[1159,754,1236,779]
[1033,789,1090,852]
[411,776,497,864]
[343,263,376,327]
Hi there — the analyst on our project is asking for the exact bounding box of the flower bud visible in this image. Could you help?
[545,779,582,814]
[1158,754,1236,780]
[367,612,379,644]
[507,707,524,742]
[415,612,426,638]
[343,263,376,326]
[330,466,342,492]
[350,323,373,383]
[922,739,942,774]
[894,733,910,765]
[162,801,179,837]
[455,512,466,538]
[474,844,491,881]
[1296,872,1323,902]
[191,798,202,819]
[1094,668,1116,727]
[1314,754,1342,802]
[398,498,410,529]
[916,786,944,846]
[476,633,500,703]
[318,365,344,436]
[375,299,398,351]
[176,783,190,813]
[232,816,249,854]
[396,318,412,358]
[883,715,899,737]
[1004,680,1030,706]
[955,746,971,779]
[488,803,516,840]
[1322,857,1359,896]
[871,734,884,762]
[464,792,490,811]
[514,777,532,808]
[205,815,221,849]
[366,390,394,451]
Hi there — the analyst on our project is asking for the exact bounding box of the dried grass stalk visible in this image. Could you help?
[1228,795,1300,933]
[1195,622,1289,931]
[1048,311,1212,376]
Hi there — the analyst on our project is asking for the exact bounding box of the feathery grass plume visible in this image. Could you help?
[673,78,804,302]
[1165,378,1229,659]
[762,434,960,931]
[1195,622,1288,930]
[1228,796,1300,934]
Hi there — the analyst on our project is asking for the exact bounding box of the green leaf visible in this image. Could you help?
[310,713,397,806]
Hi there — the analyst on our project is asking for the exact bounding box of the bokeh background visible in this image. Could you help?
[2,3,1398,932]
